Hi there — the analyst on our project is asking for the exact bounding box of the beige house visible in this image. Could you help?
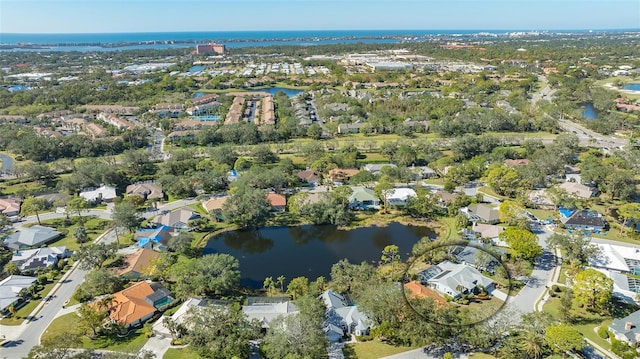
[126,182,164,201]
[558,182,595,199]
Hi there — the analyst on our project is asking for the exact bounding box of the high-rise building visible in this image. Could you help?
[196,43,225,55]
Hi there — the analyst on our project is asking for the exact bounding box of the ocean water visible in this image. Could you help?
[1,30,488,45]
[0,29,633,52]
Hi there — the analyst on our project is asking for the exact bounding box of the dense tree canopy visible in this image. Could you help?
[169,254,241,298]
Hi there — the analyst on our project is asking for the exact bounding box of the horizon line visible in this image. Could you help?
[2,28,640,35]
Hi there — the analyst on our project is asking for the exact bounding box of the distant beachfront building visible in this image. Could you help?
[196,43,225,55]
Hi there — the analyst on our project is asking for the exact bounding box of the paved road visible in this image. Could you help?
[504,225,555,316]
[531,74,556,107]
[557,118,629,149]
[0,154,14,176]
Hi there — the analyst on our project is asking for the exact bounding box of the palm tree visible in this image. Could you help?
[276,275,286,293]
[20,197,46,225]
[97,295,114,313]
[7,303,16,318]
[520,330,544,359]
[263,277,275,296]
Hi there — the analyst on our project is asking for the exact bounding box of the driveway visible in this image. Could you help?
[504,226,555,317]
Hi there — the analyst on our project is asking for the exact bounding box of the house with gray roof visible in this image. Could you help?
[411,166,438,179]
[462,204,500,224]
[320,289,371,341]
[424,261,494,299]
[0,275,36,312]
[151,208,200,230]
[348,186,379,210]
[610,309,640,345]
[242,298,299,330]
[4,225,62,250]
[561,210,606,231]
[450,244,506,275]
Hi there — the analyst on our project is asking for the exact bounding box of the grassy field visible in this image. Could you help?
[163,348,201,359]
[469,354,498,359]
[42,312,149,352]
[593,76,640,100]
[440,217,461,242]
[39,217,111,251]
[343,341,417,359]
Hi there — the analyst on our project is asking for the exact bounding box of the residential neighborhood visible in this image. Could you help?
[0,16,640,359]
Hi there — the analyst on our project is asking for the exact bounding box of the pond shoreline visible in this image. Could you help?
[198,214,441,288]
[194,212,442,249]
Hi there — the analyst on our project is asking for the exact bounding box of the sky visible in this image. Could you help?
[1,0,639,34]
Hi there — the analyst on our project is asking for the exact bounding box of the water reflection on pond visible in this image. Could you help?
[203,222,436,288]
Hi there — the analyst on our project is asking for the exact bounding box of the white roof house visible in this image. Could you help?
[425,261,494,299]
[0,275,36,311]
[152,297,209,338]
[384,188,417,207]
[80,185,118,203]
[589,243,640,273]
[242,300,299,329]
[363,163,397,175]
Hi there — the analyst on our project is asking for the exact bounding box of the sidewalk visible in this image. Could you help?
[584,338,621,359]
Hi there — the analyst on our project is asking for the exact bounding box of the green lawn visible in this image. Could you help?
[543,296,632,355]
[574,320,612,351]
[39,217,111,251]
[0,282,55,325]
[556,264,569,286]
[188,202,209,217]
[343,341,417,359]
[477,186,507,201]
[440,217,460,242]
[469,354,498,359]
[42,312,148,352]
[529,209,555,221]
[164,348,201,359]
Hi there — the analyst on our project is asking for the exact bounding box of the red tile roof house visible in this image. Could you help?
[99,281,173,328]
[266,193,287,212]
